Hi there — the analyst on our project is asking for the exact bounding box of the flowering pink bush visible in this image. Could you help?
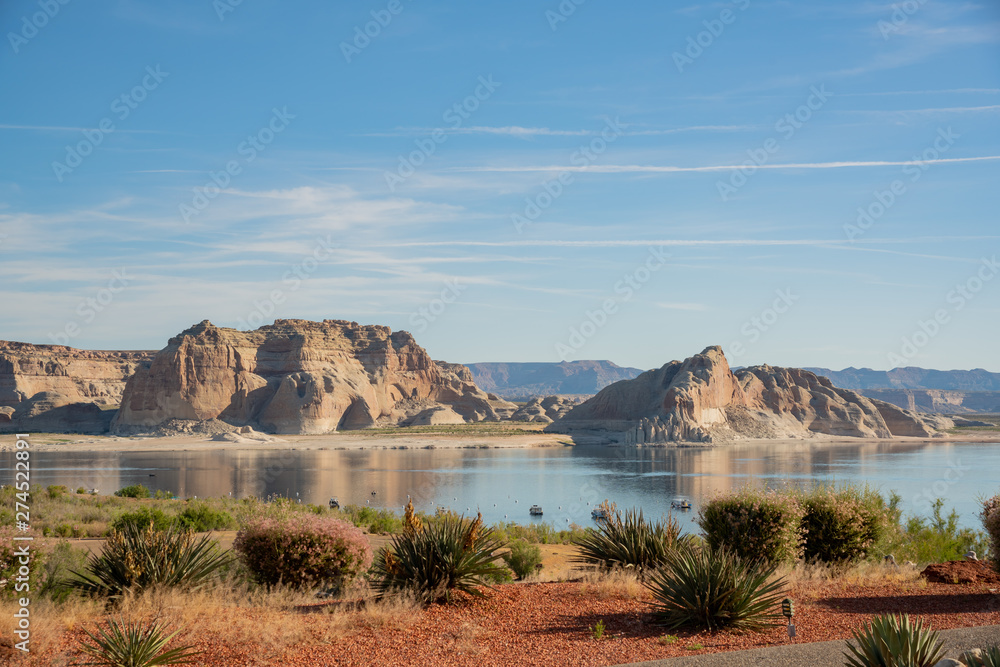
[697,487,805,564]
[234,514,372,591]
[980,492,1000,571]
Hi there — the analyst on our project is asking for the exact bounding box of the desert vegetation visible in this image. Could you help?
[0,482,997,665]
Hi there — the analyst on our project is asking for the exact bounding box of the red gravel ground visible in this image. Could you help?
[5,574,1000,666]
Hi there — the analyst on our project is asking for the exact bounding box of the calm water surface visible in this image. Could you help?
[2,441,995,530]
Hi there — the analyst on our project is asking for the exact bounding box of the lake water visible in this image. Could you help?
[3,440,997,531]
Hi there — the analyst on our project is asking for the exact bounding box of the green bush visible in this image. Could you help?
[697,488,804,565]
[844,613,944,667]
[371,507,507,603]
[64,523,230,602]
[111,507,175,533]
[39,540,90,600]
[234,513,371,593]
[800,486,892,563]
[114,484,152,499]
[503,540,543,579]
[47,485,69,500]
[875,500,990,565]
[177,504,234,532]
[492,521,586,545]
[646,544,787,632]
[981,491,1000,570]
[573,508,682,575]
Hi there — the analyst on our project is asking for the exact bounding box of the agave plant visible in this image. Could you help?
[370,503,507,603]
[78,616,199,667]
[843,614,945,667]
[963,646,1000,667]
[573,506,682,575]
[64,522,230,602]
[645,543,787,632]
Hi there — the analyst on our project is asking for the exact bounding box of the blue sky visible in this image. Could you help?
[1,0,998,372]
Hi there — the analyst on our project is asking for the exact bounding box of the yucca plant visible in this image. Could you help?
[78,616,199,667]
[843,614,945,667]
[370,502,507,603]
[573,506,682,575]
[964,646,1000,667]
[645,544,787,632]
[64,522,230,602]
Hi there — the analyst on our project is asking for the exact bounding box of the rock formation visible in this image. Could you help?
[113,319,515,434]
[510,396,581,423]
[0,342,152,433]
[548,346,950,443]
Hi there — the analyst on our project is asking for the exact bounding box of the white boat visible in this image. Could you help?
[328,497,340,509]
[591,508,608,520]
[529,505,543,516]
[671,498,692,510]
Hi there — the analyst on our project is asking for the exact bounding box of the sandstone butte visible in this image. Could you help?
[111,319,515,434]
[546,345,955,443]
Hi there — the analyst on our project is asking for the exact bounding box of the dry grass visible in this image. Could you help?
[778,559,923,586]
[579,569,646,600]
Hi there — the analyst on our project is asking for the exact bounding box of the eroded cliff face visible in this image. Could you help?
[0,342,153,433]
[548,346,944,443]
[113,319,514,434]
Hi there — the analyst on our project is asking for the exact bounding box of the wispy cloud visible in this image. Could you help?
[448,155,1000,174]
[0,124,163,134]
[361,124,755,138]
[657,302,709,311]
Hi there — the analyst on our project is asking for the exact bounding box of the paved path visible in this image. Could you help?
[613,625,1000,666]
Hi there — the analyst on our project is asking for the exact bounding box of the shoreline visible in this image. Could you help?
[4,430,999,453]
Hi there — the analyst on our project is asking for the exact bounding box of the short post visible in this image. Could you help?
[781,597,796,642]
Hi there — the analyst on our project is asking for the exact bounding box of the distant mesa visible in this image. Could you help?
[546,346,954,443]
[467,360,643,400]
[805,366,1000,414]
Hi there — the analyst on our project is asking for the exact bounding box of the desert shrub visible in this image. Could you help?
[645,543,787,632]
[47,484,69,500]
[844,613,944,667]
[371,502,507,603]
[234,513,371,593]
[981,492,1000,570]
[492,521,586,545]
[503,539,543,579]
[573,507,682,575]
[0,527,49,600]
[177,504,234,532]
[111,507,175,533]
[697,487,804,565]
[76,487,88,494]
[39,540,90,600]
[114,484,151,499]
[64,522,230,602]
[79,616,200,667]
[875,499,990,565]
[338,505,404,534]
[800,486,893,563]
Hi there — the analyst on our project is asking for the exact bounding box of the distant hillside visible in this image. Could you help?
[467,361,644,399]
[804,367,1000,391]
[803,366,1000,414]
